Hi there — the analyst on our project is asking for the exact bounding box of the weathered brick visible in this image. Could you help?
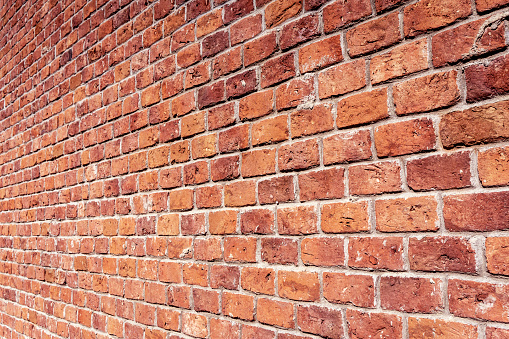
[241,209,274,234]
[278,139,320,171]
[324,272,375,307]
[486,237,509,275]
[404,0,472,37]
[349,161,402,195]
[337,88,388,128]
[231,14,262,45]
[448,279,509,322]
[252,115,289,146]
[323,0,372,33]
[298,168,344,201]
[276,77,315,111]
[257,298,294,328]
[301,237,344,266]
[278,271,320,301]
[381,276,443,313]
[376,196,439,232]
[222,292,255,320]
[291,104,334,138]
[219,124,250,153]
[346,13,401,56]
[406,152,471,191]
[478,146,509,187]
[277,206,318,235]
[409,236,477,273]
[241,267,275,295]
[297,305,343,338]
[321,201,370,233]
[261,238,299,264]
[346,310,403,339]
[318,59,366,99]
[349,237,404,270]
[408,317,478,339]
[323,130,372,165]
[239,90,274,120]
[393,71,460,115]
[280,14,320,50]
[371,39,428,84]
[261,53,296,88]
[375,118,436,157]
[466,54,509,103]
[265,0,302,28]
[440,100,509,148]
[244,33,278,66]
[432,18,506,67]
[299,35,343,74]
[258,176,295,204]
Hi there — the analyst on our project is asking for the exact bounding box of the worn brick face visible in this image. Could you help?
[3,0,509,337]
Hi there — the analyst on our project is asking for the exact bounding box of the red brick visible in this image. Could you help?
[219,124,250,153]
[177,43,201,68]
[181,111,206,137]
[241,267,275,295]
[276,77,315,111]
[224,180,256,207]
[210,318,240,339]
[440,100,509,149]
[172,91,195,117]
[404,0,472,37]
[476,0,509,11]
[184,161,209,185]
[278,270,320,301]
[239,89,274,120]
[370,39,428,84]
[252,115,289,146]
[408,317,478,339]
[141,83,161,107]
[298,168,344,201]
[478,146,509,186]
[193,288,220,313]
[466,54,509,103]
[244,32,278,66]
[224,236,257,262]
[213,46,242,78]
[324,272,375,307]
[261,238,299,264]
[160,167,182,189]
[487,327,509,339]
[187,0,211,20]
[257,298,294,328]
[323,129,372,165]
[182,313,207,338]
[301,237,344,266]
[297,305,343,339]
[347,13,401,56]
[211,155,240,181]
[241,209,274,234]
[162,73,184,99]
[169,189,194,211]
[323,0,372,33]
[196,185,222,209]
[337,88,388,128]
[265,0,302,28]
[393,71,460,115]
[321,201,370,233]
[196,9,223,37]
[347,310,403,339]
[224,0,254,23]
[376,196,439,232]
[486,237,509,275]
[375,118,436,157]
[348,237,404,270]
[261,53,296,88]
[381,276,443,313]
[444,191,509,231]
[202,30,229,58]
[448,279,509,322]
[222,292,255,320]
[211,265,240,290]
[209,210,237,234]
[278,139,320,171]
[231,14,262,45]
[226,70,257,99]
[407,152,471,191]
[192,134,217,159]
[349,161,402,195]
[409,236,477,273]
[183,263,208,287]
[432,18,506,67]
[208,102,235,130]
[258,176,295,204]
[290,104,334,138]
[185,62,211,89]
[277,206,317,235]
[318,59,366,99]
[242,325,276,339]
[299,35,343,74]
[280,14,320,50]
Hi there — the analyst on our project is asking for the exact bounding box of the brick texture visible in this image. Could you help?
[0,0,508,338]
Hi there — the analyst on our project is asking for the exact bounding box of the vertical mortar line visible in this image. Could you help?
[387,84,396,117]
[340,30,350,62]
[398,7,405,42]
[470,148,481,188]
[402,314,409,339]
[342,307,351,339]
[457,65,468,104]
[427,35,433,70]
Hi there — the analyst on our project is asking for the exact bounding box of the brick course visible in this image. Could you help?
[0,0,508,338]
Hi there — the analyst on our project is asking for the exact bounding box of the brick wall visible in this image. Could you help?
[0,0,509,337]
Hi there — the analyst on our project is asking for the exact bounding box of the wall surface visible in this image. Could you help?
[0,0,509,337]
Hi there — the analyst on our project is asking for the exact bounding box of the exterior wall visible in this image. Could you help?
[0,0,509,338]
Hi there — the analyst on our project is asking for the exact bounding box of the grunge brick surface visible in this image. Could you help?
[0,0,508,337]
